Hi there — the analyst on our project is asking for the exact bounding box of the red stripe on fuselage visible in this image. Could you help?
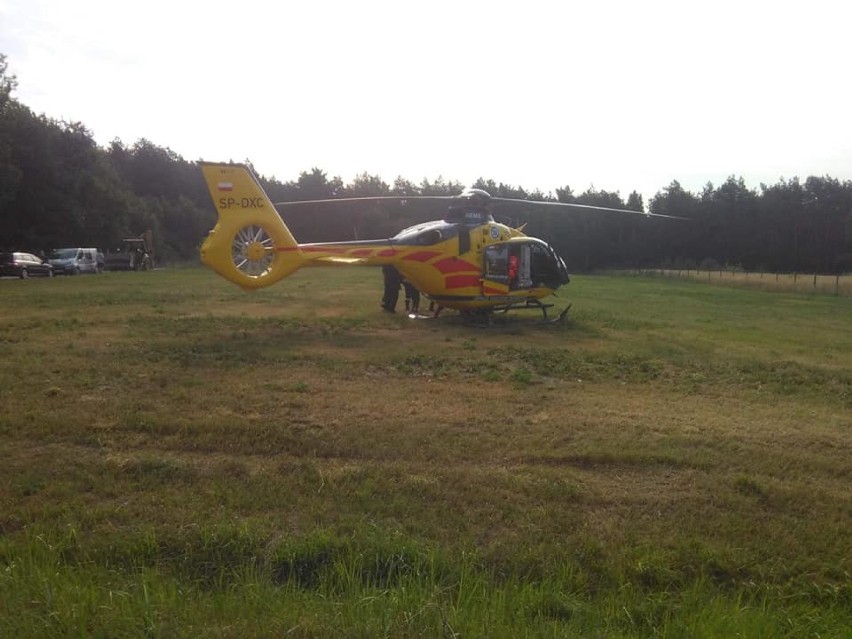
[433,257,479,274]
[446,274,481,289]
[402,251,442,262]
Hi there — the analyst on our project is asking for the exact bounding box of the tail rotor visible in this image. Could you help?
[199,163,305,289]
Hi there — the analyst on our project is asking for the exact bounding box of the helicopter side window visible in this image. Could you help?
[416,229,442,245]
[393,225,445,246]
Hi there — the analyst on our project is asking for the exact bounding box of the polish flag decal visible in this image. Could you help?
[217,182,234,191]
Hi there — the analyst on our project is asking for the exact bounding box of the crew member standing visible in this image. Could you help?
[381,265,402,312]
[403,278,421,314]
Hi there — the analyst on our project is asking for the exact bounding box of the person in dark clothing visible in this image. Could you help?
[403,279,421,314]
[381,264,402,312]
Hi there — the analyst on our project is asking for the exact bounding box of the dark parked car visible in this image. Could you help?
[0,252,54,278]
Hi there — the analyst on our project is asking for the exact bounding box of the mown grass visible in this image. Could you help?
[1,268,851,637]
[632,268,852,297]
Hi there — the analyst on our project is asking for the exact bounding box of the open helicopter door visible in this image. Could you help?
[483,242,532,293]
[483,239,569,294]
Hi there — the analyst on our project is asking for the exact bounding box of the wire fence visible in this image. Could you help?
[609,268,852,297]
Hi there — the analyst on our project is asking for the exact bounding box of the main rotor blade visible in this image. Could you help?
[490,197,688,220]
[273,195,455,207]
[272,193,688,220]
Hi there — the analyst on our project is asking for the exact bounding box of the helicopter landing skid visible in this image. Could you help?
[460,300,572,326]
[548,303,572,324]
[502,299,571,323]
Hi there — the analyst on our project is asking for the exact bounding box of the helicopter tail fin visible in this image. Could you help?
[199,162,305,290]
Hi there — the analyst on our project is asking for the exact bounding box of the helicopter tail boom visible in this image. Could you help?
[199,162,305,290]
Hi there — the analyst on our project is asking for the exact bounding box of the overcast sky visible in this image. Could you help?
[1,0,850,204]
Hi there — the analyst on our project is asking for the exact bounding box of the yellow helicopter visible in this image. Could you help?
[199,162,677,321]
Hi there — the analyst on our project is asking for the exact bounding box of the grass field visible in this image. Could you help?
[628,269,852,297]
[1,268,850,637]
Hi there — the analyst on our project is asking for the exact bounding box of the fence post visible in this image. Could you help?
[813,273,817,290]
[836,274,840,296]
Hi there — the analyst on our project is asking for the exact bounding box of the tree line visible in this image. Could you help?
[2,54,851,272]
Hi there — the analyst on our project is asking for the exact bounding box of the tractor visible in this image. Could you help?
[103,231,153,271]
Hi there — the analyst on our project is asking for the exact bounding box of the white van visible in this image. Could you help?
[47,247,100,275]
